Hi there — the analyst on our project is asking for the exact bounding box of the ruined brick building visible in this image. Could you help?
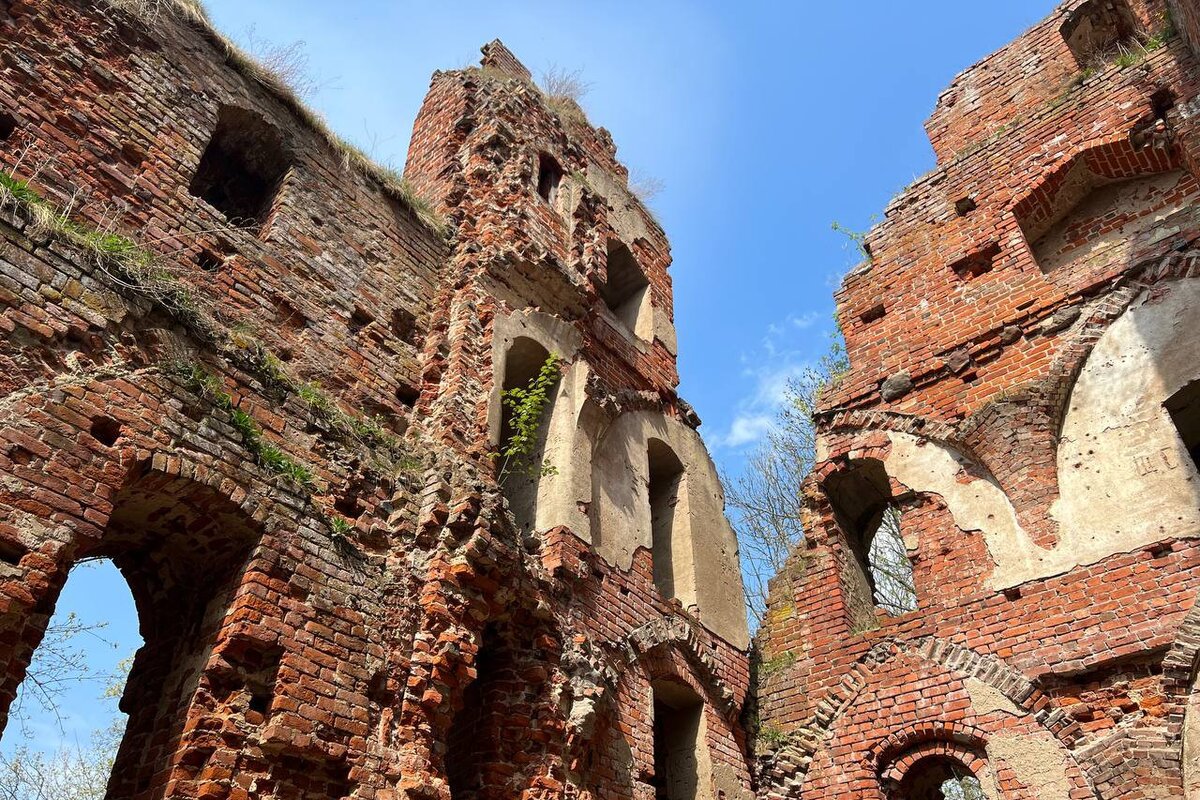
[3,0,1200,799]
[755,0,1200,798]
[0,1,752,798]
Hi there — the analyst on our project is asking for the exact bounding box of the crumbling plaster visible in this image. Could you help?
[593,410,750,649]
[881,278,1200,589]
[986,731,1073,800]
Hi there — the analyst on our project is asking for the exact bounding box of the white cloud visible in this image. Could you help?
[711,312,828,450]
[723,413,774,448]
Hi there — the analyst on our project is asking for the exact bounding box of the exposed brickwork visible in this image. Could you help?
[758,1,1200,798]
[0,4,750,800]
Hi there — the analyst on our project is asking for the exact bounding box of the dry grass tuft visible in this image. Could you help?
[539,66,591,127]
[240,25,324,100]
[540,66,591,102]
[627,169,665,203]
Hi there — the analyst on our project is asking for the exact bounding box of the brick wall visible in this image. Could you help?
[0,3,751,800]
[757,0,1200,797]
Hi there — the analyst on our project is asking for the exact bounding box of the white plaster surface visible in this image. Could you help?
[593,411,750,648]
[883,278,1200,588]
[986,731,1072,800]
[492,310,748,648]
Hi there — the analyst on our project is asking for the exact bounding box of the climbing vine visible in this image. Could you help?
[497,353,563,483]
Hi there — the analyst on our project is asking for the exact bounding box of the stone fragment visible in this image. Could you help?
[880,371,913,401]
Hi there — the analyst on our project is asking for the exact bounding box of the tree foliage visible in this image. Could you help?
[727,328,919,624]
[0,575,129,800]
[725,332,848,620]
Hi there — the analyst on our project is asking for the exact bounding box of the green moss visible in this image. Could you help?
[758,651,797,679]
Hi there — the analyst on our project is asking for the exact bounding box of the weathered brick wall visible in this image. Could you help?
[757,0,1200,797]
[0,3,751,800]
[1170,0,1200,57]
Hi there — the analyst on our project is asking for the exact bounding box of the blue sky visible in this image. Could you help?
[4,0,1056,755]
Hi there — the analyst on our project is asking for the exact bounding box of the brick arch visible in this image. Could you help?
[623,614,738,718]
[1008,130,1188,273]
[1041,251,1200,437]
[0,368,327,766]
[759,636,1080,793]
[870,721,990,774]
[872,726,991,797]
[827,256,1200,554]
[0,451,290,797]
[1159,590,1200,793]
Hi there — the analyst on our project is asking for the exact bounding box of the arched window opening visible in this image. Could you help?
[497,337,559,534]
[1167,379,1200,471]
[1060,0,1140,66]
[0,471,259,800]
[536,152,562,206]
[896,756,985,800]
[651,681,705,800]
[0,559,138,797]
[446,624,499,800]
[190,105,290,230]
[648,439,687,602]
[824,459,918,621]
[599,240,651,336]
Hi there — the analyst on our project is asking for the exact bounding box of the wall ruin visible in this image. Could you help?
[757,0,1200,798]
[0,2,751,798]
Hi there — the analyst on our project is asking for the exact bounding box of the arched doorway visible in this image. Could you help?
[0,466,262,799]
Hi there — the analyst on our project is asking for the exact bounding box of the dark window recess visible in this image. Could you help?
[648,439,685,601]
[860,303,887,324]
[189,105,289,229]
[1060,0,1140,66]
[949,242,1001,280]
[1166,379,1200,470]
[196,248,225,273]
[396,382,420,409]
[954,196,977,216]
[391,308,418,345]
[349,306,375,333]
[651,681,704,800]
[0,536,26,566]
[0,111,16,141]
[536,152,563,205]
[333,493,359,519]
[599,239,650,332]
[90,416,122,447]
[1152,88,1177,119]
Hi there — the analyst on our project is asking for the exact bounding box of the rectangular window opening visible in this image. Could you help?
[1166,379,1200,470]
[652,682,704,800]
[537,152,563,206]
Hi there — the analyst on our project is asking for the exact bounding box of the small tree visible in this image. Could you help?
[726,332,847,620]
[0,635,129,800]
